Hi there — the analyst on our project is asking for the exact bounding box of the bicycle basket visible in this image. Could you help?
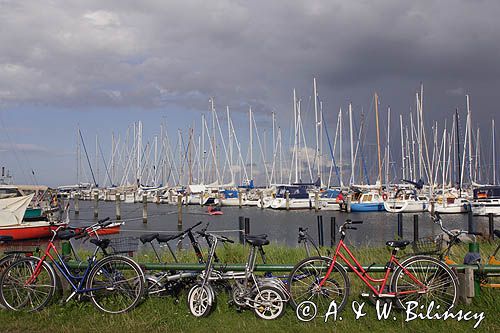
[411,234,444,255]
[108,237,139,255]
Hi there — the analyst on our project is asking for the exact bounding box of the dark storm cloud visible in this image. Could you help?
[0,0,499,122]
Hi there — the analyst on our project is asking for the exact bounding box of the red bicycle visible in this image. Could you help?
[287,219,458,315]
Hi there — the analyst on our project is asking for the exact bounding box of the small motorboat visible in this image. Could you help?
[207,206,223,216]
[0,194,69,240]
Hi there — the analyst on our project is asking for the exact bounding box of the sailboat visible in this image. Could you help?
[0,194,68,240]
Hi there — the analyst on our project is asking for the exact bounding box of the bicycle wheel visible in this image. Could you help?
[253,286,286,320]
[287,256,350,315]
[86,255,145,314]
[391,255,458,310]
[187,284,215,317]
[0,257,56,312]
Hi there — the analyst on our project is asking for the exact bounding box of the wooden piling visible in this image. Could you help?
[74,193,79,215]
[397,213,403,238]
[285,191,290,210]
[238,190,242,208]
[177,194,183,229]
[93,193,98,219]
[244,217,250,236]
[317,215,324,247]
[468,206,474,233]
[259,191,264,209]
[330,216,336,247]
[314,191,319,212]
[346,194,352,213]
[413,215,419,242]
[115,193,121,220]
[488,213,494,240]
[142,195,148,223]
[239,216,245,244]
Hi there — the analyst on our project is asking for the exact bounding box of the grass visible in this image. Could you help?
[0,241,498,333]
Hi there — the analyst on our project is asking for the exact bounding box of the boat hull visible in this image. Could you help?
[0,222,68,240]
[350,202,385,212]
[384,200,427,213]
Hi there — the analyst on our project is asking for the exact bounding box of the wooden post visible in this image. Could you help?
[285,191,290,210]
[346,194,352,213]
[244,217,250,237]
[200,192,204,206]
[239,216,245,244]
[238,190,242,208]
[468,206,474,233]
[115,193,121,220]
[142,195,148,223]
[259,191,264,209]
[413,215,419,243]
[156,190,160,204]
[317,215,324,247]
[488,213,494,240]
[93,193,98,219]
[330,216,336,247]
[168,190,173,204]
[397,213,403,239]
[74,193,79,215]
[314,191,319,212]
[177,194,183,230]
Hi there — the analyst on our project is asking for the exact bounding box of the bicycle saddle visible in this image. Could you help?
[386,240,410,249]
[156,234,178,243]
[90,238,111,249]
[140,233,159,244]
[494,229,500,239]
[57,229,76,240]
[245,235,269,247]
[246,234,268,240]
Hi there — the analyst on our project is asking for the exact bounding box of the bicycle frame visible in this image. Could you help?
[320,236,427,297]
[28,239,101,297]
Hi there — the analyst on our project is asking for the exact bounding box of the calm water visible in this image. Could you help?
[69,200,495,248]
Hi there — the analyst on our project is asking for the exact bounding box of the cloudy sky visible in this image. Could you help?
[0,0,499,186]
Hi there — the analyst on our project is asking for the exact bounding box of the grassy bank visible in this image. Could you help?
[0,241,498,333]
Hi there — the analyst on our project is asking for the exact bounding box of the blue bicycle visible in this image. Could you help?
[0,218,145,314]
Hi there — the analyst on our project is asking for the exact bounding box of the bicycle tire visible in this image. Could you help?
[187,283,216,317]
[86,255,145,314]
[287,256,350,315]
[0,257,56,312]
[253,285,286,320]
[391,255,458,310]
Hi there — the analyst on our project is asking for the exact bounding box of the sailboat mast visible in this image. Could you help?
[293,89,298,183]
[95,134,99,187]
[349,103,354,186]
[399,115,405,180]
[227,106,233,182]
[339,108,343,187]
[386,106,391,188]
[249,107,253,181]
[374,93,382,190]
[314,78,320,181]
[493,119,496,185]
[442,127,446,206]
[467,95,473,184]
[455,110,462,196]
[201,113,205,184]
